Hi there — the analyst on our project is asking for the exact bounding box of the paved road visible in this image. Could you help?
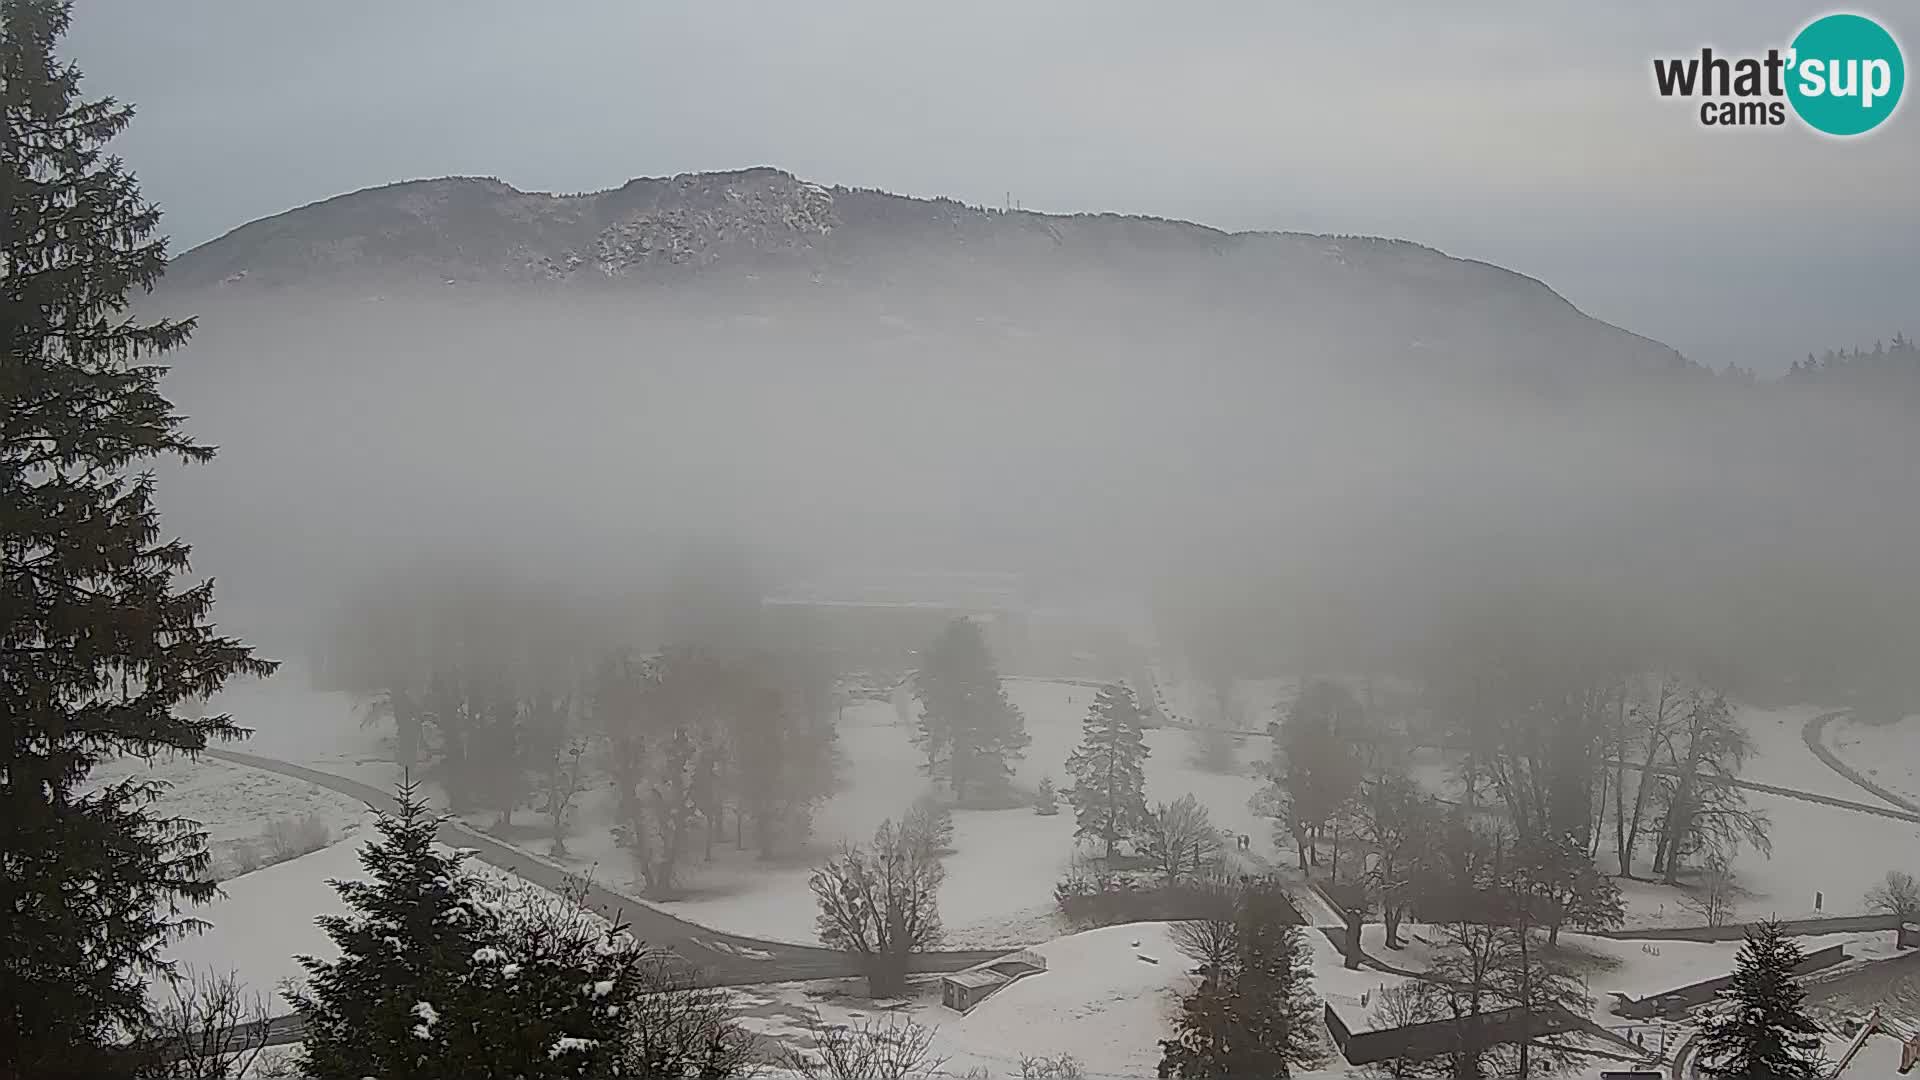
[202,748,1007,986]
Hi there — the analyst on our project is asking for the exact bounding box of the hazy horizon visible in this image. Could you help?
[65,0,1920,374]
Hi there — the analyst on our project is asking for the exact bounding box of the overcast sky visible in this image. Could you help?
[67,1,1919,373]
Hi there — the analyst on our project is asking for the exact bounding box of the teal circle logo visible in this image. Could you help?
[1787,13,1905,136]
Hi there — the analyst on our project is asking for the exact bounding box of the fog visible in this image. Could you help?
[145,260,1920,711]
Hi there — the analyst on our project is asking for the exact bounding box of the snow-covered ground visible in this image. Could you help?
[202,667,398,789]
[83,749,372,881]
[159,837,363,1008]
[740,922,1369,1080]
[1145,668,1297,731]
[1828,712,1920,807]
[1728,705,1863,802]
[156,834,587,1011]
[1601,785,1920,929]
[1597,701,1920,928]
[627,679,1288,947]
[1402,700,1917,930]
[1366,922,1900,1018]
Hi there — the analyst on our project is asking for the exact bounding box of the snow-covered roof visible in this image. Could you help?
[943,969,1010,990]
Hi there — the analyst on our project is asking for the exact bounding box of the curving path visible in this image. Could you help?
[1802,710,1920,815]
[202,748,1006,985]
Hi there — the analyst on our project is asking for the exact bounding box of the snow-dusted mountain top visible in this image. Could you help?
[163,166,1690,381]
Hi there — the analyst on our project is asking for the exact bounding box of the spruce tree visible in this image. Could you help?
[290,783,487,1078]
[1064,682,1151,859]
[2,2,274,1073]
[294,783,748,1079]
[1694,919,1826,1080]
[1033,774,1059,815]
[912,617,1027,803]
[1158,886,1320,1078]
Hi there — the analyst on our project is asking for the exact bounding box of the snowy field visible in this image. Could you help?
[83,748,372,881]
[1600,782,1920,930]
[1726,704,1862,801]
[1144,667,1297,731]
[156,835,582,1011]
[181,668,1919,945]
[202,668,400,788]
[1363,921,1903,1019]
[155,669,1920,1077]
[159,837,363,1008]
[738,922,1378,1080]
[1386,699,1913,930]
[1601,703,1920,928]
[629,679,1286,947]
[165,670,1287,953]
[1828,712,1920,807]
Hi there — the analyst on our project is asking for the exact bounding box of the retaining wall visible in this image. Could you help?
[1612,943,1850,1019]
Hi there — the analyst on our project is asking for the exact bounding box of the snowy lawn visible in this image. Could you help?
[1604,790,1920,928]
[740,922,1366,1080]
[1731,704,1866,802]
[83,750,372,881]
[1827,712,1920,806]
[1403,700,1915,931]
[1143,670,1297,731]
[622,680,1294,947]
[1646,703,1916,927]
[159,837,364,1009]
[201,667,398,790]
[157,836,586,1011]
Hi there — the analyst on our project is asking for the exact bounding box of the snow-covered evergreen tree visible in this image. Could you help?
[1034,775,1060,815]
[1064,683,1152,858]
[1693,919,1826,1080]
[290,782,492,1078]
[291,782,752,1078]
[1158,887,1320,1077]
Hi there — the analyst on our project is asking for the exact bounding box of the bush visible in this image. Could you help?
[1055,855,1298,929]
[780,1011,946,1080]
[129,967,273,1080]
[1019,1053,1086,1080]
[261,812,331,861]
[227,838,264,877]
[1034,776,1059,816]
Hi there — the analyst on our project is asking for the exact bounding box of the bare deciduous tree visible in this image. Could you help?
[1018,1052,1087,1080]
[1677,853,1740,928]
[534,714,588,857]
[1362,982,1447,1079]
[902,795,955,861]
[130,967,272,1080]
[1140,794,1224,887]
[780,1012,947,1080]
[1169,872,1242,982]
[811,818,945,996]
[1864,869,1920,923]
[614,951,759,1079]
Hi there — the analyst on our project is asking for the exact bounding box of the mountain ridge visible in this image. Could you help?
[161,166,1692,381]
